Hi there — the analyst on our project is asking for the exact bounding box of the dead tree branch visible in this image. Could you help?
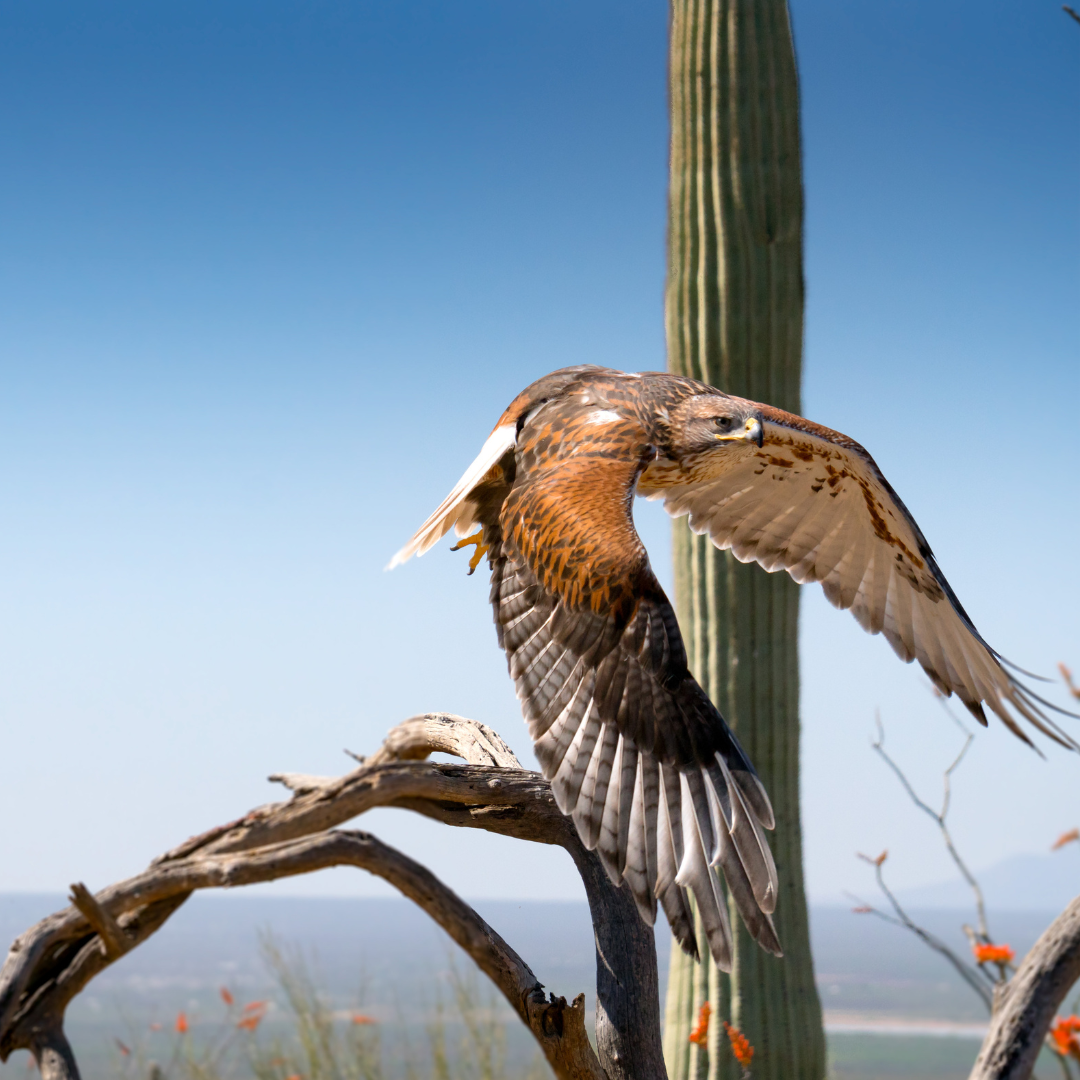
[856,716,1001,1009]
[0,714,665,1080]
[970,895,1080,1080]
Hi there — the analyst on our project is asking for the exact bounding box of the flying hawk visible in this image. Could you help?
[389,366,1074,969]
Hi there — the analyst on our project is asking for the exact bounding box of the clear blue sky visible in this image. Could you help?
[1,0,1077,909]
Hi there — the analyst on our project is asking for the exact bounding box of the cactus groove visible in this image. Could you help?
[662,2,826,1078]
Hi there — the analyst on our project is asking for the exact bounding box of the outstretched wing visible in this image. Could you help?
[491,400,781,968]
[640,404,1076,748]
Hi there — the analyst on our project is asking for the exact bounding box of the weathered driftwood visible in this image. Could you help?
[0,715,663,1080]
[969,895,1080,1080]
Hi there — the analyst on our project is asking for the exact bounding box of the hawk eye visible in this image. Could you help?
[715,416,734,430]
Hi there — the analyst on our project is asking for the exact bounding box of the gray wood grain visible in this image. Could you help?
[0,714,667,1080]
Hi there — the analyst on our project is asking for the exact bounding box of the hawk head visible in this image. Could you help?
[666,393,764,460]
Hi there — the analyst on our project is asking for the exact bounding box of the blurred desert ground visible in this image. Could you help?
[2,871,1076,1080]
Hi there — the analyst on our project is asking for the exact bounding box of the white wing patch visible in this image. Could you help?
[386,422,516,569]
[585,409,622,425]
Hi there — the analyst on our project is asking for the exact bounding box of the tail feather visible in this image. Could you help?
[657,773,698,960]
[677,801,733,971]
[715,823,783,957]
[709,757,779,914]
[535,691,780,969]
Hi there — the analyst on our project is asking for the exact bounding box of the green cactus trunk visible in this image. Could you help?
[661,2,826,1079]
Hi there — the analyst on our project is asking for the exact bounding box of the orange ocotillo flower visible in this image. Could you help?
[1049,1015,1080,1060]
[220,987,234,1006]
[237,1001,268,1032]
[175,1012,189,1034]
[688,1002,711,1046]
[972,943,1014,966]
[723,1021,754,1069]
[1052,828,1080,851]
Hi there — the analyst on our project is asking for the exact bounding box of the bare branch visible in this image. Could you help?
[852,850,994,1011]
[970,895,1080,1080]
[873,717,991,941]
[268,773,337,795]
[1,715,666,1080]
[1064,7,1080,28]
[364,713,523,768]
[25,1023,80,1080]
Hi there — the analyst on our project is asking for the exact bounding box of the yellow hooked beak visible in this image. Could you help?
[716,417,763,448]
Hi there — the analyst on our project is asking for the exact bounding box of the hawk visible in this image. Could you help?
[389,366,1074,969]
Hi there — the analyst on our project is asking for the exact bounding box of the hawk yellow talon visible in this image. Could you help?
[450,531,489,575]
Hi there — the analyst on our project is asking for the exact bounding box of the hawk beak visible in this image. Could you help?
[717,418,764,448]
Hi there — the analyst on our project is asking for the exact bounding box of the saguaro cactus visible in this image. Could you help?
[661,3,826,1079]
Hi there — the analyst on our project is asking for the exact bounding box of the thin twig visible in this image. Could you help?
[1064,6,1080,28]
[872,715,991,941]
[849,863,993,1011]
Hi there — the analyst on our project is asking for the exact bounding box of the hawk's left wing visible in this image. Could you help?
[639,404,1076,749]
[385,421,516,569]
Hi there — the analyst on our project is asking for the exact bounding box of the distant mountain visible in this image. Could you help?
[894,852,1080,911]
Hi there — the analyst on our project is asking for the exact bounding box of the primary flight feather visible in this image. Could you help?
[389,365,1075,969]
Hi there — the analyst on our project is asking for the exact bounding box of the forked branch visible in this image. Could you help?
[858,699,1080,1080]
[0,714,665,1080]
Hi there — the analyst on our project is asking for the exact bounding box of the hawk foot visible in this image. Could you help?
[450,531,488,575]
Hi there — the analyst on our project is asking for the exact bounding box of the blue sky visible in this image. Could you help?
[1,0,1077,911]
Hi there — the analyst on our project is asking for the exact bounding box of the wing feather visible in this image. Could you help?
[533,666,593,774]
[675,789,734,971]
[387,423,516,568]
[656,768,697,959]
[550,704,602,815]
[622,759,658,925]
[645,408,1076,747]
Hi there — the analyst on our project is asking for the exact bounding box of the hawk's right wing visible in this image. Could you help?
[639,404,1077,748]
